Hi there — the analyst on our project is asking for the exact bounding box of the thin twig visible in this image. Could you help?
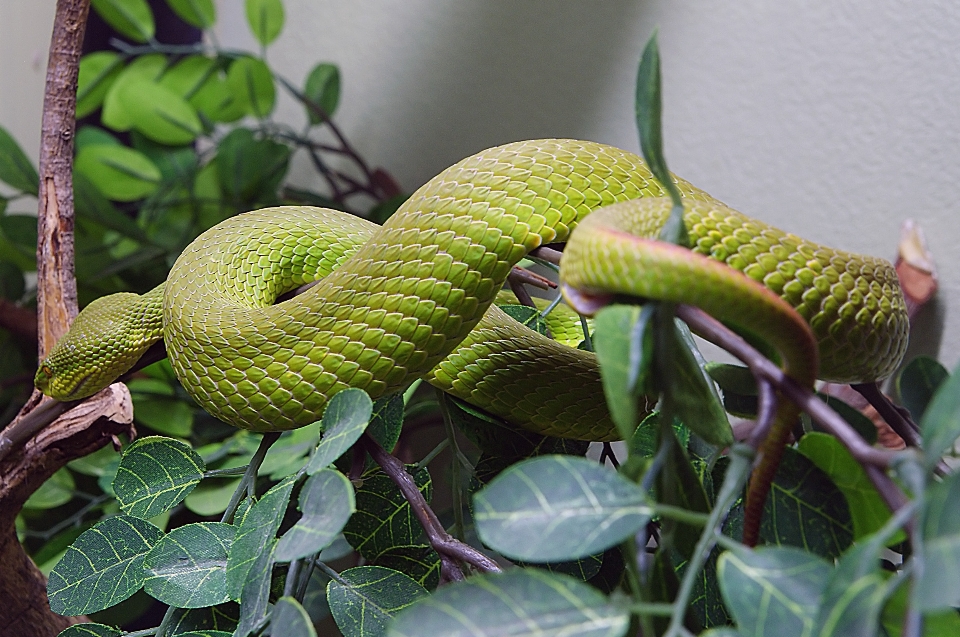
[852,382,921,448]
[361,433,501,579]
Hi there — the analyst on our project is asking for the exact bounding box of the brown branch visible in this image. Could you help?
[361,433,501,581]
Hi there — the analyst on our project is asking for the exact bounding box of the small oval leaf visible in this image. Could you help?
[0,125,39,194]
[226,56,276,118]
[306,388,373,473]
[245,0,284,46]
[276,470,355,561]
[75,144,161,201]
[303,63,341,123]
[90,0,155,42]
[272,597,318,637]
[76,52,124,119]
[166,0,216,28]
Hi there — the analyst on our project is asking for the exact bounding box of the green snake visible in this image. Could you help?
[35,139,908,544]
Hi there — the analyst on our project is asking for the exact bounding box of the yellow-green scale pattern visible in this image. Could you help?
[164,140,688,432]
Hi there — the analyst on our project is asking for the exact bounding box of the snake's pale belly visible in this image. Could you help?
[37,139,909,440]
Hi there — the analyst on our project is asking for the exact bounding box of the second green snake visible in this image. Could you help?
[36,139,909,542]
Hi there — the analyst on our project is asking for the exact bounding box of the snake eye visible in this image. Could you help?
[41,364,53,378]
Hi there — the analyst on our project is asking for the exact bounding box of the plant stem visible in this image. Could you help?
[437,391,466,540]
[221,432,281,524]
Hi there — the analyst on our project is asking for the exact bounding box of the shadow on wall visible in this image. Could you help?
[346,0,647,188]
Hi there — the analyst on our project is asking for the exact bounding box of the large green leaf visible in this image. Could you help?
[23,467,75,510]
[76,52,124,118]
[276,469,355,561]
[225,476,294,600]
[303,63,341,123]
[101,54,168,132]
[113,436,205,518]
[327,566,428,637]
[913,470,960,611]
[758,447,853,559]
[474,455,652,562]
[226,57,276,118]
[344,465,432,561]
[920,359,960,468]
[0,125,39,194]
[797,432,895,541]
[272,597,317,637]
[160,55,216,100]
[366,393,405,456]
[91,0,155,42]
[47,515,163,615]
[897,355,949,421]
[143,522,235,608]
[215,128,289,205]
[306,388,373,473]
[717,545,832,637]
[812,541,888,636]
[189,70,246,123]
[166,0,216,28]
[117,79,202,145]
[245,0,284,46]
[164,603,240,635]
[56,625,122,637]
[73,171,151,242]
[387,569,630,637]
[75,144,161,201]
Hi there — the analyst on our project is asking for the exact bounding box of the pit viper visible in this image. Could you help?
[35,139,909,544]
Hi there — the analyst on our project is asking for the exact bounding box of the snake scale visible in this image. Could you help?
[35,139,909,545]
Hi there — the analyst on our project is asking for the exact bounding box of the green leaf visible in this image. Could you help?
[0,125,39,194]
[344,465,432,561]
[90,0,156,42]
[498,304,550,336]
[913,470,960,611]
[474,455,651,562]
[189,69,246,123]
[757,447,853,559]
[797,432,895,540]
[303,63,341,123]
[245,0,285,46]
[76,52,125,119]
[0,261,25,301]
[272,597,317,637]
[76,125,122,150]
[234,540,276,637]
[920,359,960,468]
[118,79,202,145]
[816,394,878,445]
[664,321,732,446]
[635,31,686,245]
[328,566,428,637]
[366,393,405,455]
[75,144,161,201]
[593,304,655,440]
[23,467,75,510]
[717,545,832,637]
[133,395,194,437]
[898,355,949,421]
[73,171,151,242]
[164,603,240,635]
[56,624,122,637]
[388,569,630,637]
[160,55,216,99]
[185,477,242,516]
[101,54,168,132]
[306,388,373,473]
[143,522,235,608]
[276,469,355,561]
[706,362,759,417]
[226,476,294,600]
[113,436,205,518]
[47,515,163,615]
[0,214,37,270]
[215,128,290,205]
[813,541,888,636]
[883,579,960,636]
[226,56,276,118]
[166,0,216,28]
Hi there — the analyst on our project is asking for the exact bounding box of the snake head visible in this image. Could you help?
[34,290,165,401]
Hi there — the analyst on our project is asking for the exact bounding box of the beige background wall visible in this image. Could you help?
[3,1,959,370]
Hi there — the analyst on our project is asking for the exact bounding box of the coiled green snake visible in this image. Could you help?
[35,139,908,545]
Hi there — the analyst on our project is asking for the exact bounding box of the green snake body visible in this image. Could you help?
[37,138,907,439]
[36,139,909,545]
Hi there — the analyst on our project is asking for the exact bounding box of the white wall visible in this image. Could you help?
[3,1,958,370]
[227,0,959,371]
